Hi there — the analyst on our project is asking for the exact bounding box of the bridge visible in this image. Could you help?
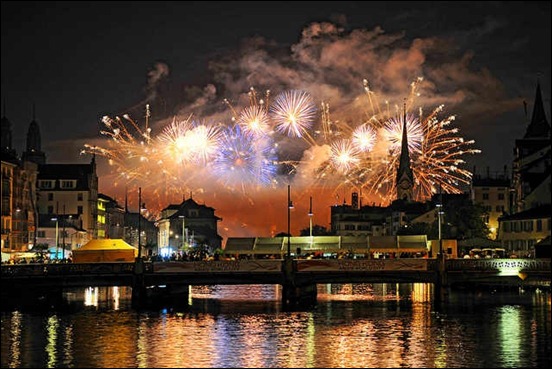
[1,258,550,308]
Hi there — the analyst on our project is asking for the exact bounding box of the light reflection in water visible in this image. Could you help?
[46,315,59,368]
[498,305,523,367]
[8,311,22,368]
[84,287,98,307]
[1,284,550,368]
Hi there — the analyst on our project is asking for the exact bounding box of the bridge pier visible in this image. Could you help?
[131,258,147,307]
[281,257,317,309]
[434,253,449,310]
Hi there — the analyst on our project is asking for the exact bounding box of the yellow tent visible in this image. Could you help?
[72,239,138,263]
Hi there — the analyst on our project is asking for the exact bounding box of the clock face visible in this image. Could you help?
[400,180,410,189]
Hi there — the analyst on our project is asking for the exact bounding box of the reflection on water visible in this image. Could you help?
[1,284,550,368]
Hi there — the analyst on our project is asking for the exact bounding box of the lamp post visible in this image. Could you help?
[437,202,444,256]
[287,184,294,258]
[308,196,313,244]
[62,205,66,260]
[137,187,142,260]
[179,215,186,252]
[51,217,59,259]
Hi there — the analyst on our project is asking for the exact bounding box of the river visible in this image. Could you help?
[1,283,550,368]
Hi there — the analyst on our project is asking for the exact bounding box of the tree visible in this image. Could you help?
[274,232,290,237]
[299,224,333,236]
[443,201,489,239]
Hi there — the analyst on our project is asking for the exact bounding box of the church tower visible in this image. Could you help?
[1,101,17,158]
[396,102,414,202]
[21,104,46,165]
[512,82,551,211]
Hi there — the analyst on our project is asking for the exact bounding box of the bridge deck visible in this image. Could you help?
[1,259,549,290]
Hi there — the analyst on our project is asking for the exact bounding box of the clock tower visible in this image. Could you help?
[396,102,414,202]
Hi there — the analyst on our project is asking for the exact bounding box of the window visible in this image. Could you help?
[60,180,76,189]
[524,221,533,232]
[37,231,45,238]
[48,193,54,201]
[77,206,83,215]
[77,193,83,201]
[482,193,489,200]
[39,180,55,189]
[498,193,505,200]
[536,219,542,232]
[47,206,54,214]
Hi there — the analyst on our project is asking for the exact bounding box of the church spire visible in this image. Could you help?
[396,100,414,202]
[524,82,550,138]
[22,103,46,165]
[1,99,16,157]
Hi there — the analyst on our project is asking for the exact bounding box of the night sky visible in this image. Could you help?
[2,1,550,238]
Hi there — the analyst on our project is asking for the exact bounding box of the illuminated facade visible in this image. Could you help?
[35,156,98,245]
[1,113,39,252]
[471,173,511,240]
[157,197,222,254]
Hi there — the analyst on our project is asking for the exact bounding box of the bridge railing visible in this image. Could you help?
[295,258,438,272]
[1,262,137,277]
[446,258,551,272]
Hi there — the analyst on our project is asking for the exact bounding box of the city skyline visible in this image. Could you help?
[2,1,550,238]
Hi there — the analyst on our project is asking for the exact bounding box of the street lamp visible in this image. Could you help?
[51,217,59,259]
[287,184,294,258]
[436,203,444,255]
[137,187,142,260]
[179,215,186,251]
[308,196,313,244]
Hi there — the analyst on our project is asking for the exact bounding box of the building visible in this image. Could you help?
[471,170,511,239]
[330,193,387,237]
[35,156,99,245]
[512,82,551,212]
[497,82,551,256]
[21,108,46,166]
[157,197,222,256]
[1,111,39,253]
[396,105,414,202]
[497,204,551,256]
[99,193,125,239]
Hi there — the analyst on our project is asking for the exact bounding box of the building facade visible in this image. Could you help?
[497,204,551,256]
[35,157,99,246]
[511,83,551,212]
[157,197,222,255]
[471,172,511,240]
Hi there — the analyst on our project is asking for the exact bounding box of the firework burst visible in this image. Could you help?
[270,90,317,139]
[83,79,479,215]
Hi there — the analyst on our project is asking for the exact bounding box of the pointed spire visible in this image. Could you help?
[396,100,414,201]
[524,82,550,138]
